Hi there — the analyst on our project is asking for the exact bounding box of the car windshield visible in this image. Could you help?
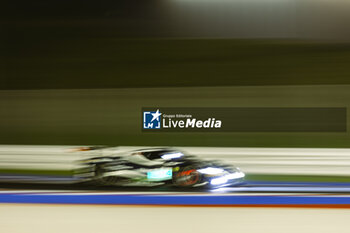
[142,150,184,160]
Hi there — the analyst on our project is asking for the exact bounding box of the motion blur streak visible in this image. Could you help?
[2,85,350,147]
[1,205,350,233]
[167,0,350,39]
[2,145,350,190]
[2,0,350,39]
[3,192,350,205]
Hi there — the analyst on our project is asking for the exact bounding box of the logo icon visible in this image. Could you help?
[143,109,162,129]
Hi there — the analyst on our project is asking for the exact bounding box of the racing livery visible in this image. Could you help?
[83,147,245,188]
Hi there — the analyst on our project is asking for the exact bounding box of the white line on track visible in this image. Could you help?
[2,186,350,196]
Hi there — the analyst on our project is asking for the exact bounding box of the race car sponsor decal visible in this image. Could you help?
[147,168,172,181]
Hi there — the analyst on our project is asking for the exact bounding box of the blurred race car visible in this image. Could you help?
[0,146,244,188]
[84,147,245,188]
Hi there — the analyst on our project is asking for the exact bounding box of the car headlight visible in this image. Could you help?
[210,171,245,185]
[225,172,245,179]
[197,167,225,175]
[210,176,228,185]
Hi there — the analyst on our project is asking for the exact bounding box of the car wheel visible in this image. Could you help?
[173,166,202,187]
[94,164,120,186]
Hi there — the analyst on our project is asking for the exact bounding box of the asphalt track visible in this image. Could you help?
[2,182,350,207]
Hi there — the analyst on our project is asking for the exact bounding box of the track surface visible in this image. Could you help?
[2,181,350,193]
[2,182,350,207]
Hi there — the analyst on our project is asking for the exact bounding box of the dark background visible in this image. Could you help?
[1,0,350,147]
[2,0,350,90]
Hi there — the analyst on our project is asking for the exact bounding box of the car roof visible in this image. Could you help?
[132,147,179,153]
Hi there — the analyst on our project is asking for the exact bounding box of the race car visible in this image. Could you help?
[0,146,244,188]
[82,147,245,188]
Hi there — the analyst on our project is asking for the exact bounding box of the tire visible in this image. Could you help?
[94,163,120,186]
[172,166,202,187]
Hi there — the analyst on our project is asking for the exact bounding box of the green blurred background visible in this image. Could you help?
[2,0,350,148]
[1,84,349,147]
[2,37,350,147]
[2,38,350,89]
